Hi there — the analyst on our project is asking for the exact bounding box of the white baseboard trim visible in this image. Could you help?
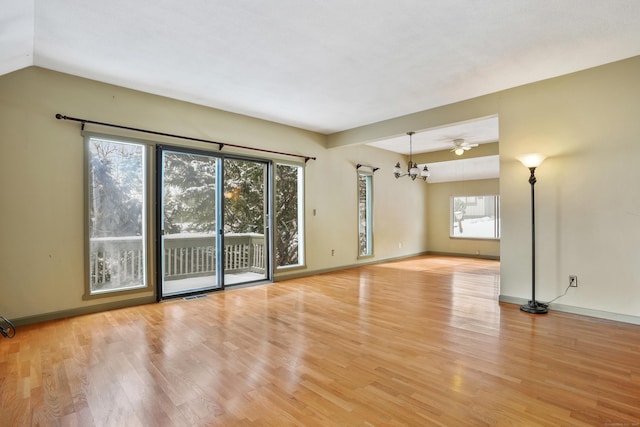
[499,295,640,325]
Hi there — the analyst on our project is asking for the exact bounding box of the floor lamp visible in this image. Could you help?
[517,153,548,314]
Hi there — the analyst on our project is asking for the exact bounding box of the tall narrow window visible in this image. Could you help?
[450,195,500,239]
[87,137,147,294]
[275,163,304,268]
[358,172,373,257]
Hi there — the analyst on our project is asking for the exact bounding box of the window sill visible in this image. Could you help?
[449,236,500,241]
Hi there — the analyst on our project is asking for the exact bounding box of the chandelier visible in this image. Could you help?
[393,131,430,181]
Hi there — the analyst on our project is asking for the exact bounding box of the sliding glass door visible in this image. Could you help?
[157,146,271,298]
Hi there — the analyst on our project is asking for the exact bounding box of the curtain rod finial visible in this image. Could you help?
[55,113,64,120]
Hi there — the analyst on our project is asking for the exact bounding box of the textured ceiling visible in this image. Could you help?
[2,1,640,135]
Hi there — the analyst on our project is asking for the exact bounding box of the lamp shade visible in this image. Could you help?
[517,153,546,168]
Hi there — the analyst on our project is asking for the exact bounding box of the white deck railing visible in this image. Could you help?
[89,233,266,287]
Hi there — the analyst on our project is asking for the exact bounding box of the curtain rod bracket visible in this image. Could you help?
[356,163,378,172]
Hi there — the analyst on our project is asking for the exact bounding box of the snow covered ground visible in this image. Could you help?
[452,216,500,238]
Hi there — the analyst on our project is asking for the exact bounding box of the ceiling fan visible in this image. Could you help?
[451,138,478,155]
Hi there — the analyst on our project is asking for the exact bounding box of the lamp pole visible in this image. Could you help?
[517,154,548,314]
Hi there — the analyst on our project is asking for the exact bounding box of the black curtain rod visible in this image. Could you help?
[55,114,316,163]
[356,163,380,172]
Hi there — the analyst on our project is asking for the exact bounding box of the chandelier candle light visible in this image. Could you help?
[394,132,430,181]
[517,153,548,314]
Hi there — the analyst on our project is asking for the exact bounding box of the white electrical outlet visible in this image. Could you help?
[569,275,578,287]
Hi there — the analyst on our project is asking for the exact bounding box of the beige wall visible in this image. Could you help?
[427,179,500,258]
[0,67,428,321]
[498,56,640,319]
[331,55,640,321]
[5,54,640,323]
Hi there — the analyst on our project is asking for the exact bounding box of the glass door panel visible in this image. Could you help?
[223,158,269,285]
[159,149,220,296]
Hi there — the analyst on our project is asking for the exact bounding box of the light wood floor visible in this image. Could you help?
[2,256,640,426]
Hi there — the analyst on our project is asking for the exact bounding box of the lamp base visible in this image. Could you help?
[520,301,548,314]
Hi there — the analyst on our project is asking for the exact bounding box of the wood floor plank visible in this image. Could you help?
[2,255,640,426]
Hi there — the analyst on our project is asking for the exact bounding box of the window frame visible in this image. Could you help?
[274,161,306,270]
[84,134,154,299]
[357,170,374,258]
[449,194,501,240]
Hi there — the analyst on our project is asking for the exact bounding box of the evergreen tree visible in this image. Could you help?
[163,152,217,234]
[223,159,265,234]
[89,141,144,237]
[89,143,303,283]
[275,164,299,266]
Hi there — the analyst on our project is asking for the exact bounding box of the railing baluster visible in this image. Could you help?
[91,233,264,285]
[101,250,107,283]
[125,250,130,281]
[185,247,189,274]
[172,248,177,276]
[180,248,184,276]
[186,247,190,274]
